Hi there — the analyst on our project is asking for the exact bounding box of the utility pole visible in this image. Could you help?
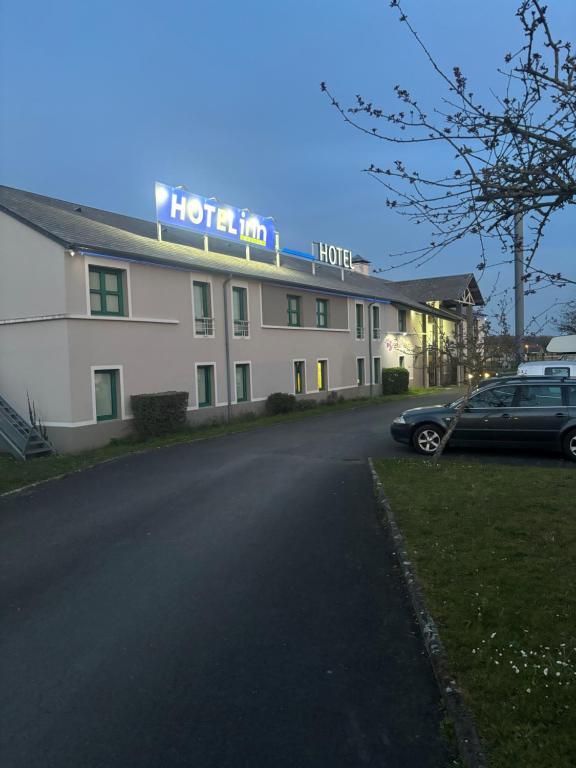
[514,207,525,364]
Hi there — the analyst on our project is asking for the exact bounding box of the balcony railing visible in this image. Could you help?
[195,317,214,336]
[234,319,250,337]
[372,328,382,340]
[356,326,365,340]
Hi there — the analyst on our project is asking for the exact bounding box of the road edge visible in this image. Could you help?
[367,457,487,768]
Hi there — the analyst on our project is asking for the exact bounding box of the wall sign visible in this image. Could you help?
[315,242,354,270]
[155,182,277,251]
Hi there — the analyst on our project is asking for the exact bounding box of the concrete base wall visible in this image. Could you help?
[44,384,375,453]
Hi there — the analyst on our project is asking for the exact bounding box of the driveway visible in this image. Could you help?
[0,392,567,768]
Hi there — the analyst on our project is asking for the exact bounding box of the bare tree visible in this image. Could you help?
[557,301,576,334]
[321,0,575,292]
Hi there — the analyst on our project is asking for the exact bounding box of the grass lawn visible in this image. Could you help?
[0,387,454,496]
[374,458,576,768]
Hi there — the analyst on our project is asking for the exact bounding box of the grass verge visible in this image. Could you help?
[374,458,576,768]
[0,387,454,496]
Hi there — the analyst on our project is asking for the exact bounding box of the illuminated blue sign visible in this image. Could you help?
[155,182,277,251]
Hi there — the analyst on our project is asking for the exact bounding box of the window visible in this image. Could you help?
[235,363,250,403]
[357,358,365,385]
[294,361,305,395]
[287,295,301,327]
[568,386,576,406]
[544,366,570,376]
[373,357,381,384]
[399,356,405,368]
[193,281,213,335]
[356,304,364,339]
[233,286,249,337]
[197,365,214,408]
[469,385,517,409]
[517,385,563,407]
[94,370,118,421]
[372,305,380,339]
[317,360,328,392]
[89,266,125,316]
[398,309,407,332]
[316,298,329,328]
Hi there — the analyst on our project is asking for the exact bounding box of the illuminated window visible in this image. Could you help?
[89,266,125,316]
[317,359,328,391]
[357,358,365,385]
[316,298,329,328]
[294,361,305,394]
[287,295,301,327]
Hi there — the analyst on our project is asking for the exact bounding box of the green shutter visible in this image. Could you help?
[89,267,125,316]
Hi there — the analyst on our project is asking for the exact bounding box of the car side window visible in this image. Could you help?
[544,366,570,376]
[566,386,576,406]
[517,385,563,407]
[468,386,517,409]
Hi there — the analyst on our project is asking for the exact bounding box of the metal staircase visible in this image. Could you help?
[0,394,55,460]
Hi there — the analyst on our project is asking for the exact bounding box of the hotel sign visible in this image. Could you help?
[155,182,277,251]
[316,241,354,270]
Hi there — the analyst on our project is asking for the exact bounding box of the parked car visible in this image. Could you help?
[517,360,576,377]
[390,376,576,461]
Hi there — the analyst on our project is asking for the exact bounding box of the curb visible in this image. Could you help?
[367,457,487,768]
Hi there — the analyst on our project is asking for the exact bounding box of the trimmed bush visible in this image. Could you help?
[131,391,189,438]
[265,392,297,415]
[381,367,409,394]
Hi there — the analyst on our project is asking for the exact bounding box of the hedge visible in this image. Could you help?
[381,367,409,394]
[265,392,297,415]
[131,391,189,438]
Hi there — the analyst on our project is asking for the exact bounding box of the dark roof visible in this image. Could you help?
[0,185,465,320]
[393,274,484,306]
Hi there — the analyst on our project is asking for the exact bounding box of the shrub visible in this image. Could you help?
[131,391,189,438]
[381,367,409,394]
[265,392,297,415]
[296,399,316,411]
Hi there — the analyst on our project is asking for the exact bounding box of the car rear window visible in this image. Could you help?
[544,366,570,376]
[517,385,563,407]
[468,386,517,408]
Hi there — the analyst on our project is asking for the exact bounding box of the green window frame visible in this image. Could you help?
[398,309,407,332]
[373,357,381,385]
[316,298,329,328]
[287,295,301,327]
[197,365,214,408]
[89,266,125,316]
[233,286,249,336]
[372,305,380,337]
[235,363,250,403]
[356,304,364,338]
[193,281,211,319]
[357,358,365,386]
[94,369,118,421]
[294,361,305,395]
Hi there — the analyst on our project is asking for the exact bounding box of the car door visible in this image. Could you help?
[508,383,570,445]
[453,385,518,442]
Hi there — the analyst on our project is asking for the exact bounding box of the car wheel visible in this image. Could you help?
[412,423,444,456]
[562,429,576,462]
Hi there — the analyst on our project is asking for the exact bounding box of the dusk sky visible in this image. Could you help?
[1,0,574,331]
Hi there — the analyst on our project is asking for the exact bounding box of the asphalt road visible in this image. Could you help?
[1,393,571,768]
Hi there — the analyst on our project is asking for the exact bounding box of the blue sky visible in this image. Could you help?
[1,0,574,331]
